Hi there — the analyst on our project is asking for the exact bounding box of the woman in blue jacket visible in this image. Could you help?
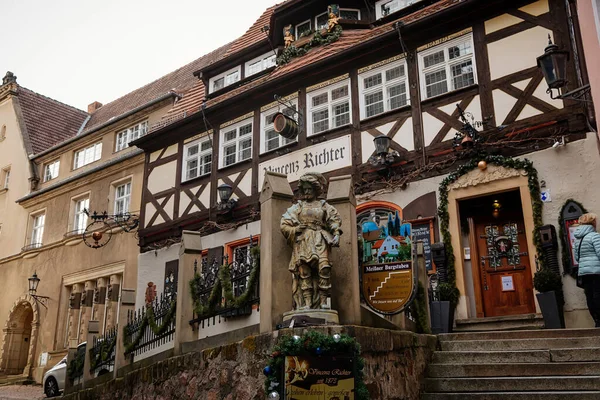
[574,213,600,327]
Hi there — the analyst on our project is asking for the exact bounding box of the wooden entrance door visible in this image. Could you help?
[475,217,536,317]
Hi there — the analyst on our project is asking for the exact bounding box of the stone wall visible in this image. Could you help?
[64,326,437,400]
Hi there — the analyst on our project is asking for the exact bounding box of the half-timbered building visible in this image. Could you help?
[132,0,598,344]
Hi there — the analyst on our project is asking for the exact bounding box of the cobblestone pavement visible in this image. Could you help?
[0,385,45,400]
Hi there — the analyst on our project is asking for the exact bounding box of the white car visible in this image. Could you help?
[43,342,84,398]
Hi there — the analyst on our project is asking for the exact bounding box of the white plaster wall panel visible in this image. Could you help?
[199,182,211,209]
[516,104,542,121]
[150,149,163,163]
[200,221,261,249]
[237,171,252,196]
[228,172,240,182]
[162,144,178,158]
[519,0,549,16]
[484,14,524,35]
[179,191,192,216]
[513,78,532,91]
[361,131,376,163]
[393,117,414,151]
[493,89,518,125]
[422,113,445,146]
[439,102,458,116]
[147,161,177,194]
[153,213,166,226]
[376,121,396,136]
[532,80,564,109]
[488,27,553,80]
[164,196,175,220]
[198,308,260,340]
[145,203,157,227]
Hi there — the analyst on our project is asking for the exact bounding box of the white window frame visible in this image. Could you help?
[208,66,241,94]
[73,196,90,234]
[30,212,45,248]
[315,12,329,31]
[307,79,352,137]
[418,33,477,100]
[2,166,10,189]
[295,19,312,39]
[340,8,361,20]
[115,121,148,152]
[260,100,299,154]
[182,137,212,182]
[114,182,132,216]
[359,58,410,120]
[594,0,600,44]
[244,52,277,77]
[375,0,420,19]
[73,142,102,169]
[43,160,60,182]
[219,118,253,169]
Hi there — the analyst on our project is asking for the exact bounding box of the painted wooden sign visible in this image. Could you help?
[284,355,354,399]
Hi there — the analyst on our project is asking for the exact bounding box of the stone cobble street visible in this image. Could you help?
[0,385,45,400]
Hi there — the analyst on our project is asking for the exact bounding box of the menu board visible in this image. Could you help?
[410,219,434,272]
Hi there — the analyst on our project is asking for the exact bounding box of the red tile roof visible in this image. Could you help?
[16,87,88,154]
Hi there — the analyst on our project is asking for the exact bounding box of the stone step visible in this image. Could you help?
[454,314,544,332]
[422,392,600,400]
[427,362,600,377]
[441,337,600,352]
[433,348,600,364]
[425,376,600,393]
[439,328,600,342]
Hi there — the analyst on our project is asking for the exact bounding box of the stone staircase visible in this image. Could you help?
[422,328,600,399]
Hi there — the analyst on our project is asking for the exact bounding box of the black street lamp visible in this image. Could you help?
[28,271,50,308]
[369,135,402,167]
[537,35,590,101]
[217,183,238,213]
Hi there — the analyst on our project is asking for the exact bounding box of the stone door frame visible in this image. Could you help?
[0,295,40,377]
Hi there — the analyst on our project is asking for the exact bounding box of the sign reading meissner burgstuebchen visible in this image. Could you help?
[259,135,352,186]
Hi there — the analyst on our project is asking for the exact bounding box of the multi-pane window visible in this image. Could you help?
[359,59,409,119]
[220,119,253,168]
[315,12,328,31]
[2,167,10,189]
[114,182,131,216]
[73,197,89,233]
[376,0,421,19]
[245,53,277,77]
[43,160,60,182]
[115,121,148,151]
[260,101,298,153]
[209,67,241,93]
[183,137,212,181]
[31,213,45,247]
[340,9,360,20]
[296,20,312,38]
[307,80,352,136]
[73,142,102,169]
[419,34,476,100]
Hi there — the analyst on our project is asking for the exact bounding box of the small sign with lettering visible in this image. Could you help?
[285,355,354,399]
[501,275,515,291]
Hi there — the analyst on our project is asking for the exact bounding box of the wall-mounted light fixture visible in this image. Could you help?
[28,271,50,309]
[453,104,483,151]
[217,183,238,213]
[537,35,590,101]
[369,135,403,166]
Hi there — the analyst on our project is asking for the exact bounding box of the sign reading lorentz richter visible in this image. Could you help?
[259,135,352,187]
[285,355,354,399]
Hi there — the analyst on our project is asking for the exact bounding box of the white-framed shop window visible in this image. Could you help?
[115,121,148,151]
[260,100,298,154]
[43,160,60,182]
[245,52,277,77]
[307,79,352,136]
[114,182,131,216]
[73,142,102,169]
[30,212,45,248]
[183,137,212,182]
[73,197,90,233]
[209,66,241,93]
[375,0,421,19]
[219,119,253,168]
[359,58,409,119]
[418,33,476,100]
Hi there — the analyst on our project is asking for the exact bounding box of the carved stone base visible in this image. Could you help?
[282,309,339,328]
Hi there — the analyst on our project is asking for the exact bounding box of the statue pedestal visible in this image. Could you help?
[282,309,339,327]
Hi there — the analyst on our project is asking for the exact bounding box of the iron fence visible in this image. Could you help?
[88,326,117,376]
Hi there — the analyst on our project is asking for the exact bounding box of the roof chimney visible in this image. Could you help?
[2,71,17,86]
[87,101,103,114]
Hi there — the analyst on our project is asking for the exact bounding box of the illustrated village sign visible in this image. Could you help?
[358,208,418,315]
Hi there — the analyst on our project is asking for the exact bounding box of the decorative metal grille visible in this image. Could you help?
[88,326,117,376]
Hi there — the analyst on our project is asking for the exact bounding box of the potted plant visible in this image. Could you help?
[430,283,460,334]
[533,268,565,329]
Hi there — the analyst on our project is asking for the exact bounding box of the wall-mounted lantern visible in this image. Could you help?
[369,135,403,167]
[217,183,238,213]
[28,271,50,308]
[537,35,590,101]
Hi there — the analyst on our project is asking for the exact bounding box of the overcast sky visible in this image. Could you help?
[1,0,279,110]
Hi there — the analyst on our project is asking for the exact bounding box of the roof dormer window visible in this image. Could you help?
[340,9,360,20]
[209,66,241,94]
[295,19,312,39]
[315,12,329,31]
[375,0,420,19]
[245,52,277,77]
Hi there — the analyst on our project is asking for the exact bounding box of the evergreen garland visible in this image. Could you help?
[123,299,177,355]
[189,246,260,319]
[277,25,343,66]
[437,155,545,308]
[264,330,369,400]
[67,354,84,382]
[558,199,587,277]
[89,334,117,371]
